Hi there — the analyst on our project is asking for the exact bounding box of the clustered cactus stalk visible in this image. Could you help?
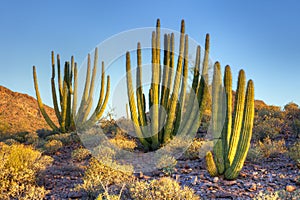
[206,63,255,179]
[126,19,209,151]
[33,48,110,133]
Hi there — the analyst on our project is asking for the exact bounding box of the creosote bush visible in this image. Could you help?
[44,139,63,154]
[71,147,91,161]
[129,177,199,200]
[288,141,300,168]
[75,157,134,199]
[0,143,53,199]
[257,137,287,158]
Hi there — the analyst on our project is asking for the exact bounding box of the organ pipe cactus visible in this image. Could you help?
[33,48,110,133]
[126,19,208,151]
[206,64,254,179]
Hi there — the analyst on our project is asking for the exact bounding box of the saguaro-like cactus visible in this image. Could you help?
[206,64,254,179]
[126,19,209,151]
[33,48,110,133]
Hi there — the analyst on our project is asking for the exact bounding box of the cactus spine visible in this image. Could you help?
[33,48,110,133]
[206,64,254,179]
[126,19,208,151]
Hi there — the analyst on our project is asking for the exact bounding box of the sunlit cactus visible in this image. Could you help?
[33,48,110,133]
[206,64,254,179]
[126,19,208,151]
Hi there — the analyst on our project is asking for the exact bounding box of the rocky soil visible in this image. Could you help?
[39,141,299,200]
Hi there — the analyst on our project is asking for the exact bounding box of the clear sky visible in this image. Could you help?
[0,0,299,108]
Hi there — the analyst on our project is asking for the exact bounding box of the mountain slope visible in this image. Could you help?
[0,85,58,134]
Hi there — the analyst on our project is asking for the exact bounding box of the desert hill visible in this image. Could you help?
[0,85,58,134]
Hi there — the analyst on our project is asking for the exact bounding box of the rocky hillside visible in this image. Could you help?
[0,85,58,134]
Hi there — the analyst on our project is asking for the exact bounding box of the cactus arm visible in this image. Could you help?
[51,51,62,125]
[212,62,222,136]
[151,30,160,149]
[160,34,171,108]
[60,79,68,133]
[206,151,219,177]
[76,54,92,124]
[88,48,98,100]
[126,52,150,150]
[213,139,225,174]
[191,46,201,92]
[159,34,171,142]
[165,33,175,111]
[227,70,246,166]
[223,65,232,167]
[163,20,185,143]
[57,54,63,102]
[33,66,58,131]
[225,80,254,179]
[91,76,110,122]
[202,34,210,83]
[71,63,78,127]
[136,42,147,127]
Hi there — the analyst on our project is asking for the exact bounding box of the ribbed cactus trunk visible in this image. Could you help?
[125,19,208,151]
[206,64,254,179]
[33,48,110,133]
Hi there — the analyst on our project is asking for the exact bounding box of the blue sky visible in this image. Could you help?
[0,0,300,108]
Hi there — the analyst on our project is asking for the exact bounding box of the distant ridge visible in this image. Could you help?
[0,85,58,134]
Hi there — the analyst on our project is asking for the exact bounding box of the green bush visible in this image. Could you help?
[129,177,199,200]
[0,143,52,199]
[253,105,285,141]
[288,141,300,168]
[44,139,63,154]
[45,132,80,145]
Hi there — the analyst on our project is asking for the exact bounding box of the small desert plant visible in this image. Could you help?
[24,132,40,146]
[0,143,52,199]
[288,141,300,168]
[109,131,137,151]
[254,189,300,200]
[183,138,204,160]
[3,138,20,145]
[256,137,287,158]
[75,157,134,199]
[253,105,285,141]
[45,132,79,145]
[129,177,199,200]
[44,139,63,154]
[156,155,177,176]
[71,147,91,161]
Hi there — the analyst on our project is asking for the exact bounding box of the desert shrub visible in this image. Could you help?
[247,145,264,163]
[183,138,204,160]
[255,189,300,200]
[72,147,91,161]
[284,102,300,137]
[45,132,80,145]
[129,177,199,200]
[25,132,40,146]
[75,156,134,199]
[156,155,177,176]
[0,143,52,199]
[109,133,137,151]
[255,137,287,158]
[288,141,300,168]
[3,138,20,145]
[44,139,63,154]
[253,105,285,141]
[95,183,125,200]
